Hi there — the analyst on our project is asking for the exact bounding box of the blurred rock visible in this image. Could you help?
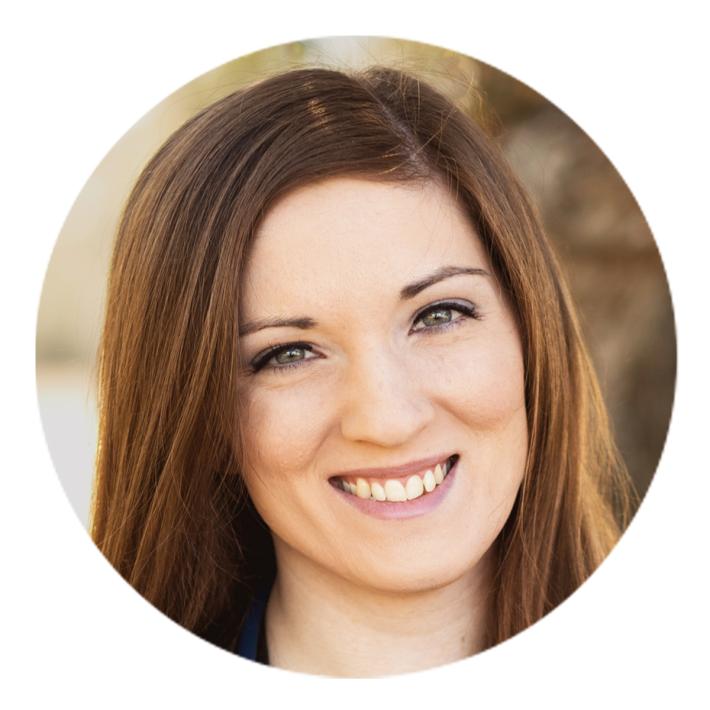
[500,105,676,495]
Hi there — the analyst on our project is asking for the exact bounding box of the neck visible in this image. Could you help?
[264,539,494,677]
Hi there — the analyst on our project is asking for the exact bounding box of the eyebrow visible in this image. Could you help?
[238,265,489,336]
[398,265,489,300]
[239,315,317,337]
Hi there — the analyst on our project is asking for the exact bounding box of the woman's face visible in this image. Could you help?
[237,177,528,593]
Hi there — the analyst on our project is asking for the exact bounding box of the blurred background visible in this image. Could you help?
[36,37,675,528]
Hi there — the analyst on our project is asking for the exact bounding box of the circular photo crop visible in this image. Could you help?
[36,36,675,677]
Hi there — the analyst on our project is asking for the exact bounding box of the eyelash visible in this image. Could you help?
[249,300,481,374]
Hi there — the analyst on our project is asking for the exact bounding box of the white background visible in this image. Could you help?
[2,1,708,707]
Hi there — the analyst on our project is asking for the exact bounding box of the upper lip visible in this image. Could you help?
[329,453,455,480]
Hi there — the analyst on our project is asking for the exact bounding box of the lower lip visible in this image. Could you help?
[329,458,459,520]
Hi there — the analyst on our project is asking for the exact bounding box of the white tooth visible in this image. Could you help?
[355,478,371,499]
[371,482,386,501]
[422,469,436,492]
[384,479,407,502]
[346,481,356,495]
[434,464,444,484]
[405,475,424,500]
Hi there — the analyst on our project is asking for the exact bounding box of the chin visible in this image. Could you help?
[346,547,491,595]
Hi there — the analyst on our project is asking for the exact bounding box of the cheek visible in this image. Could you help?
[421,329,527,430]
[239,379,335,480]
[420,328,529,520]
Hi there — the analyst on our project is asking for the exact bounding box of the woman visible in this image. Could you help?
[91,66,634,676]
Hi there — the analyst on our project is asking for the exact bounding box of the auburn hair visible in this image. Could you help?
[91,66,634,652]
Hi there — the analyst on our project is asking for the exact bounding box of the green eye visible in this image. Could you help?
[412,300,479,332]
[251,342,316,373]
[274,346,308,364]
[420,308,453,327]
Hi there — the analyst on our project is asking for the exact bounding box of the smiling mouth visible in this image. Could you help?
[329,454,459,502]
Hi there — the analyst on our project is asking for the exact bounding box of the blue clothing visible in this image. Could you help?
[235,583,271,664]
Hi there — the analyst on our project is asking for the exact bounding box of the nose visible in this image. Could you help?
[338,344,435,447]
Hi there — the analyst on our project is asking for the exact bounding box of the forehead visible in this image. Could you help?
[241,177,489,313]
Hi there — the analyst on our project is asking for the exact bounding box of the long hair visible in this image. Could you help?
[91,66,635,652]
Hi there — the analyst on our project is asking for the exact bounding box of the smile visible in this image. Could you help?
[330,454,458,502]
[329,454,460,521]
